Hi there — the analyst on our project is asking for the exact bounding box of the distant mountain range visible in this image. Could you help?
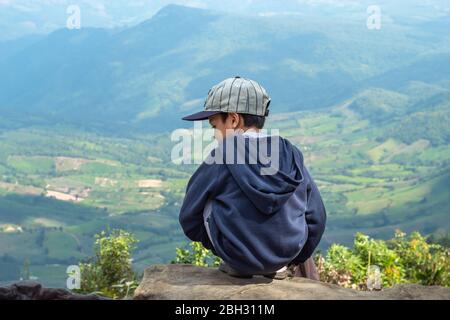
[1,1,449,40]
[0,4,449,132]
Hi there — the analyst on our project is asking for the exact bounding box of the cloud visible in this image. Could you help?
[86,1,110,18]
[19,20,37,30]
[258,11,302,17]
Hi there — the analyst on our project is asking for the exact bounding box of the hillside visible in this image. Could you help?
[269,88,450,246]
[0,5,449,132]
[0,85,449,286]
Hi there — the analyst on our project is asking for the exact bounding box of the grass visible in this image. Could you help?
[7,156,55,174]
[28,264,68,288]
[367,139,404,162]
[43,230,83,260]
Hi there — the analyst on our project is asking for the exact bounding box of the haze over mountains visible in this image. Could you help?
[0,3,449,132]
[1,0,449,40]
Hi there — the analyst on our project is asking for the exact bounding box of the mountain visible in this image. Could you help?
[1,1,449,40]
[1,4,449,132]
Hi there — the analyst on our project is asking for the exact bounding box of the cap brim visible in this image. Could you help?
[182,110,222,121]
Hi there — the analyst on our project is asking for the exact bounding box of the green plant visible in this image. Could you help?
[316,244,366,289]
[316,230,449,290]
[75,229,139,299]
[172,242,221,267]
[354,232,404,286]
[388,230,449,286]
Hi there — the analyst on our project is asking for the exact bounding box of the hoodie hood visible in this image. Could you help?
[220,133,304,215]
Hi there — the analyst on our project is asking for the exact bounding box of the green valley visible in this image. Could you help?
[0,84,449,286]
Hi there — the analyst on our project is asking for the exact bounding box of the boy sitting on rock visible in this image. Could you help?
[179,77,326,280]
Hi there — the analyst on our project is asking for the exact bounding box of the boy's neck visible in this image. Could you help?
[242,127,260,133]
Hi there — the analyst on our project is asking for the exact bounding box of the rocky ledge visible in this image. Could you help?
[133,264,450,300]
[0,281,108,300]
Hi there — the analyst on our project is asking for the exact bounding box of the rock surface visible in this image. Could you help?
[0,281,109,300]
[134,264,450,300]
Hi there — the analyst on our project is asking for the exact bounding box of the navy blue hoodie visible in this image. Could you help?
[179,133,326,274]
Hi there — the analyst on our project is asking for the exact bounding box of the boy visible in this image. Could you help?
[179,76,326,279]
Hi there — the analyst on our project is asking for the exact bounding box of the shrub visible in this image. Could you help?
[316,244,366,289]
[388,230,449,286]
[316,230,449,290]
[75,229,139,299]
[353,232,404,286]
[172,241,221,267]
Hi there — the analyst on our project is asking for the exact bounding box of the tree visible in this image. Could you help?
[75,229,139,299]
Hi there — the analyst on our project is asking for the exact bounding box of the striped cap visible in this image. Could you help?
[182,76,271,121]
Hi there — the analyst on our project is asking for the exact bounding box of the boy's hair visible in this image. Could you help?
[220,113,266,129]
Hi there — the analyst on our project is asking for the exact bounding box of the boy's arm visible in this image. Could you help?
[179,162,219,251]
[292,165,327,263]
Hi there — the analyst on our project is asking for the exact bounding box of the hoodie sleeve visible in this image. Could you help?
[179,162,220,252]
[292,165,327,263]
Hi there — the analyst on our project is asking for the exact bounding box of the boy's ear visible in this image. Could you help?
[229,112,240,128]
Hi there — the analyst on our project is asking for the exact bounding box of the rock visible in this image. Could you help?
[0,281,109,300]
[133,264,450,300]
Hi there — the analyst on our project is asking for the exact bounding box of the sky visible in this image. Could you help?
[0,0,449,40]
